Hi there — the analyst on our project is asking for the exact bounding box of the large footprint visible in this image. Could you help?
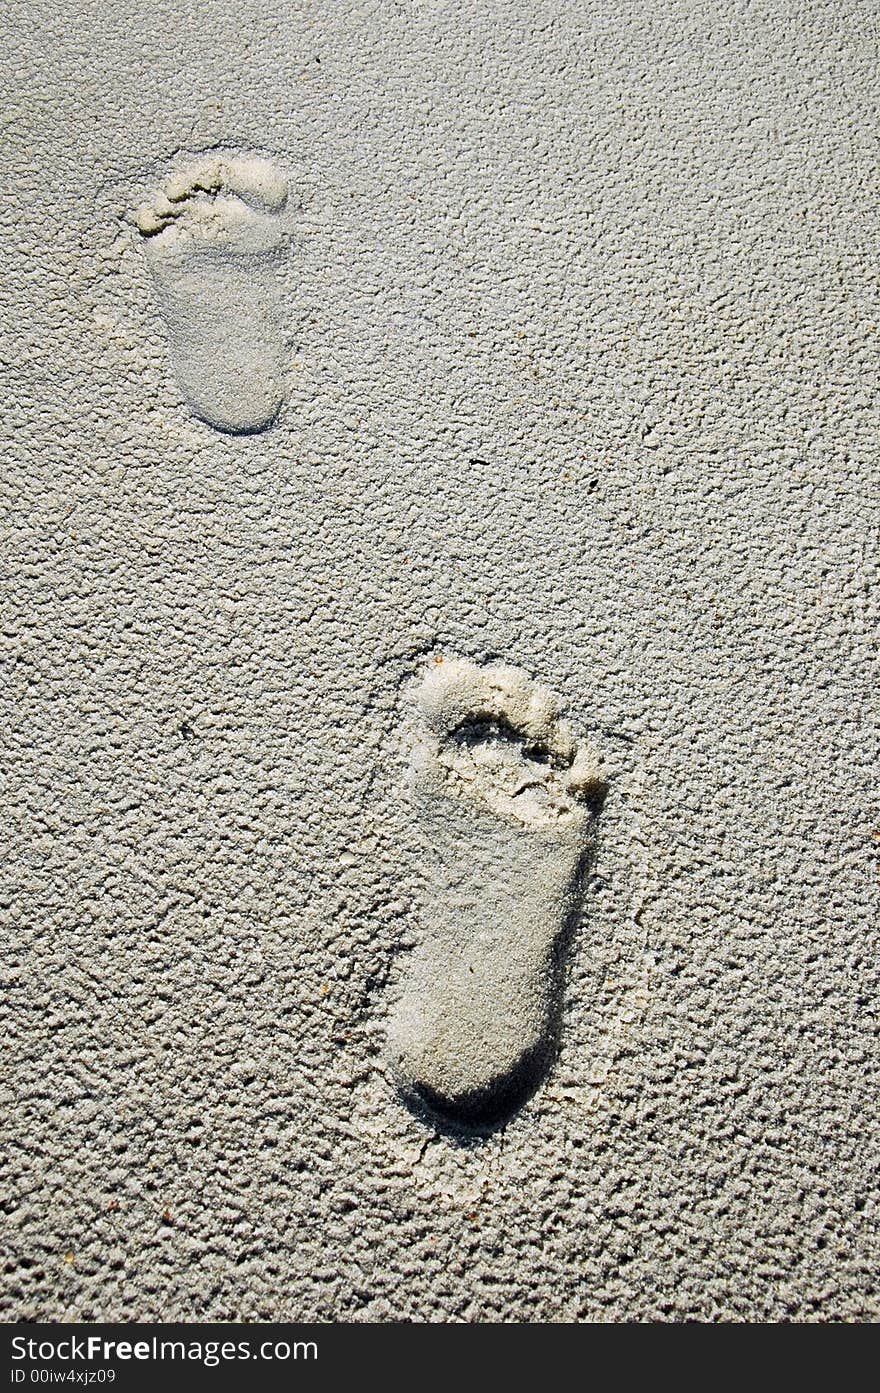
[136,152,290,434]
[387,657,606,1129]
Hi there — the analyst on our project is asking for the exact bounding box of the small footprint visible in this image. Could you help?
[386,657,606,1129]
[136,152,290,434]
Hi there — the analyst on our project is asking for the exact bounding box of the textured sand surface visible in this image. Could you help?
[2,0,878,1321]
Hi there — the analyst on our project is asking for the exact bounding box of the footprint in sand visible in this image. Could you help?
[387,656,607,1129]
[136,151,290,434]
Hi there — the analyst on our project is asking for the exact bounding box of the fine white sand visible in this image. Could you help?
[2,0,878,1321]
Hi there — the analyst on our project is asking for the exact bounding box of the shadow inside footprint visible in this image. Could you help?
[400,842,601,1134]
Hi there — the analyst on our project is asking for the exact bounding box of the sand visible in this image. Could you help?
[1,0,878,1321]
